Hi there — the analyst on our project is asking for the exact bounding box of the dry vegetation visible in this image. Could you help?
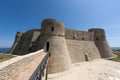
[0,53,14,62]
[109,50,120,62]
[0,50,120,63]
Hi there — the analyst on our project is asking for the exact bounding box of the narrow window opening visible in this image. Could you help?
[73,37,75,39]
[96,38,99,41]
[74,33,78,37]
[82,38,84,40]
[51,26,54,32]
[85,54,89,61]
[46,42,50,52]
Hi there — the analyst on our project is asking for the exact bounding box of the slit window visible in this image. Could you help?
[96,38,99,41]
[74,33,78,37]
[46,42,50,52]
[82,38,84,40]
[73,37,75,39]
[85,54,89,61]
[51,26,54,32]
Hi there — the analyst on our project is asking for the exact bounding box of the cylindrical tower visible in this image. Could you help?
[88,28,117,58]
[41,18,71,74]
[41,18,65,36]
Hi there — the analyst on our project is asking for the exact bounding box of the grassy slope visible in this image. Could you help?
[110,50,120,62]
[0,54,14,62]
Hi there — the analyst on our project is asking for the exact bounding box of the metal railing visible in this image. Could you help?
[29,52,50,80]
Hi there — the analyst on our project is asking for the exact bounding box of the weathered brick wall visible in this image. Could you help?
[0,49,44,80]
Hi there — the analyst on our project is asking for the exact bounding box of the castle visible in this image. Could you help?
[10,18,116,74]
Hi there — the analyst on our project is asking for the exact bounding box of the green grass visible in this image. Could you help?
[109,50,120,62]
[0,53,14,62]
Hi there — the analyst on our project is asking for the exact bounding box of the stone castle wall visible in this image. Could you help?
[89,28,117,58]
[10,18,116,74]
[66,39,101,63]
[10,32,24,53]
[65,29,94,41]
[11,29,40,55]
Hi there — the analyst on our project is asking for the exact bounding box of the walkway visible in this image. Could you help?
[9,52,46,80]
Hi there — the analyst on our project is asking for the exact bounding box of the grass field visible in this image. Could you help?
[0,53,14,62]
[110,50,120,62]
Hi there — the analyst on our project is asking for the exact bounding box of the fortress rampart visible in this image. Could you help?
[10,18,116,74]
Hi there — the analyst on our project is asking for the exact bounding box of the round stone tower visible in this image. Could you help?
[41,18,65,36]
[88,28,116,58]
[41,18,71,74]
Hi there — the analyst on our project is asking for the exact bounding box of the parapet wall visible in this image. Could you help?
[0,49,45,80]
[65,29,94,41]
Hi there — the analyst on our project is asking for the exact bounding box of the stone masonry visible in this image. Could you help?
[10,18,117,74]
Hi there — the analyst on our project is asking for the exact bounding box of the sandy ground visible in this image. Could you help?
[48,59,120,80]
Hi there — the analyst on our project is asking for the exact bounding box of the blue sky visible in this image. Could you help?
[0,0,120,48]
